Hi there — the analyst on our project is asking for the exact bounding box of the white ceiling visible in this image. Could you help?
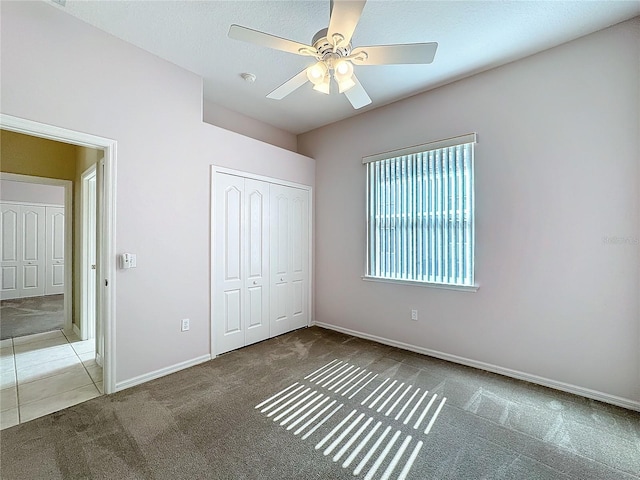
[58,1,639,135]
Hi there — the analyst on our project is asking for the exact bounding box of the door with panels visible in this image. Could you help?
[0,204,46,300]
[269,185,310,336]
[214,173,270,355]
[45,206,65,295]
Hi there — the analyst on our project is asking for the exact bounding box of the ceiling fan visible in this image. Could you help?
[228,0,438,109]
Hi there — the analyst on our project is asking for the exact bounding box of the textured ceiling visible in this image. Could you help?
[59,1,639,134]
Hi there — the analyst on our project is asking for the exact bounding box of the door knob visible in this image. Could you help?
[280,277,284,282]
[253,280,257,285]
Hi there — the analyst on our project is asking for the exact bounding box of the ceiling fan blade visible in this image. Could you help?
[344,73,371,109]
[229,25,318,56]
[351,42,438,65]
[266,69,309,100]
[327,0,367,48]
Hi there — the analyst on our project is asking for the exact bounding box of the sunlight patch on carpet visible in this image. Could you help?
[255,359,447,480]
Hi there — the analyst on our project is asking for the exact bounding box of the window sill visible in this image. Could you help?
[361,275,479,292]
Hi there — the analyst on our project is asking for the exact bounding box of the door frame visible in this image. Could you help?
[0,173,72,329]
[210,165,313,358]
[1,113,117,395]
[80,164,97,341]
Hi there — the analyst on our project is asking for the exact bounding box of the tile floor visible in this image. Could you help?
[0,329,102,430]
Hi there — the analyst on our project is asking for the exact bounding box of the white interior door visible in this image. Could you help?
[244,178,270,346]
[269,185,291,336]
[45,206,65,295]
[269,185,309,336]
[1,203,22,300]
[19,205,46,298]
[81,166,97,341]
[289,188,309,329]
[214,173,246,354]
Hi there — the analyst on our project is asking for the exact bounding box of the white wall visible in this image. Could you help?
[298,19,640,407]
[0,180,64,205]
[203,99,298,153]
[1,1,314,384]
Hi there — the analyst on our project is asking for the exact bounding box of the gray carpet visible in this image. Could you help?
[0,294,64,340]
[1,326,639,479]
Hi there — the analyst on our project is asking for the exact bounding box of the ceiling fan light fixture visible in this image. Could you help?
[337,76,356,93]
[307,61,328,85]
[333,59,355,92]
[313,75,331,95]
[334,59,353,77]
[228,0,438,110]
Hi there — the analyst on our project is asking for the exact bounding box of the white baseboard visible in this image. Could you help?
[115,354,211,392]
[312,321,640,412]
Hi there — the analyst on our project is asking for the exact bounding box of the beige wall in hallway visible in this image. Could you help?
[1,130,77,180]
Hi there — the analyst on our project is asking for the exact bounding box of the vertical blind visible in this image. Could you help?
[365,135,475,286]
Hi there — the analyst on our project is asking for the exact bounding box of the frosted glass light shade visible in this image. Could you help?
[338,77,356,93]
[334,60,353,78]
[313,75,331,94]
[334,60,355,93]
[307,62,328,85]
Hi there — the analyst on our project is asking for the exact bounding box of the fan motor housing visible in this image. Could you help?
[312,28,351,61]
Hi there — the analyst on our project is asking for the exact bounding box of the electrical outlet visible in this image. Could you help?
[181,318,190,332]
[411,309,418,321]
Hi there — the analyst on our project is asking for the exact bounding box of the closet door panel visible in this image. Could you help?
[214,174,245,354]
[289,188,309,329]
[224,289,242,333]
[1,204,21,300]
[20,205,45,298]
[269,185,291,336]
[292,280,303,317]
[45,206,65,295]
[247,286,263,328]
[244,179,270,346]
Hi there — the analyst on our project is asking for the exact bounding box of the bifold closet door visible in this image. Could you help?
[213,174,270,355]
[20,205,46,298]
[243,179,270,346]
[1,204,22,300]
[269,185,309,336]
[0,204,46,300]
[45,206,65,295]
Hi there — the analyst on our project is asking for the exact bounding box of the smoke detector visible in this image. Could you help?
[240,73,256,83]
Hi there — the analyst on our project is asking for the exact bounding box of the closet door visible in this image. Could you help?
[1,204,22,300]
[289,188,309,330]
[269,185,309,336]
[244,179,270,346]
[45,206,65,295]
[19,205,46,298]
[213,172,310,355]
[269,185,292,336]
[214,174,245,354]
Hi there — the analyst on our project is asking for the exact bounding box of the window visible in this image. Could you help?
[364,133,476,288]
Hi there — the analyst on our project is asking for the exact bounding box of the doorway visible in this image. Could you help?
[0,176,71,339]
[0,114,116,399]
